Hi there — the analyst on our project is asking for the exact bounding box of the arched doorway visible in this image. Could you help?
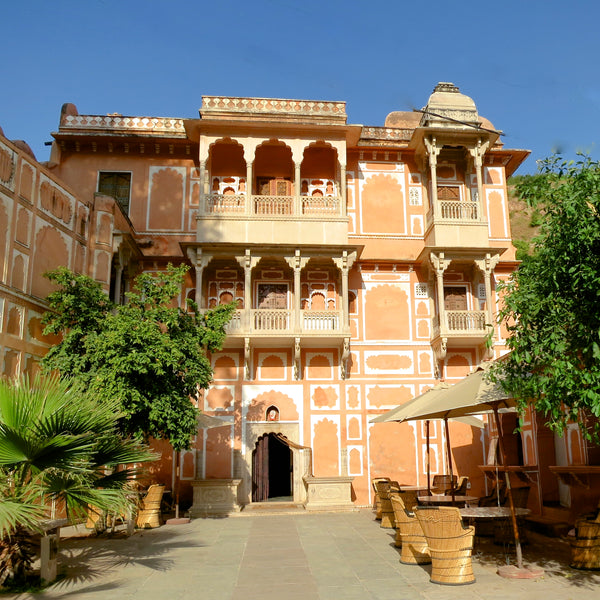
[252,433,293,502]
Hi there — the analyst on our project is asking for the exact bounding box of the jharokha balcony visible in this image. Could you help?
[431,310,491,361]
[202,193,341,217]
[221,309,346,340]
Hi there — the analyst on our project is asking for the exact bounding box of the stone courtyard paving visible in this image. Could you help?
[3,509,599,600]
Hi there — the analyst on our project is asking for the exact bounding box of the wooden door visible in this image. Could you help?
[252,434,269,502]
[444,286,468,311]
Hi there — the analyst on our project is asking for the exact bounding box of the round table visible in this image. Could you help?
[418,494,479,507]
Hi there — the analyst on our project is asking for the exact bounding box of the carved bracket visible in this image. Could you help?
[432,337,448,362]
[341,338,351,380]
[244,337,252,381]
[294,337,301,380]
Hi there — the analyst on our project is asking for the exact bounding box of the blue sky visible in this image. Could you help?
[3,0,599,174]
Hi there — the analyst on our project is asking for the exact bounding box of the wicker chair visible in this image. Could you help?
[136,484,165,529]
[432,474,457,495]
[85,505,105,532]
[478,480,507,507]
[372,477,391,520]
[391,494,431,564]
[415,506,476,585]
[570,501,600,569]
[375,480,397,528]
[447,476,469,496]
[391,490,419,547]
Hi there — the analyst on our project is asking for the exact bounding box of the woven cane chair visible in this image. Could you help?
[374,480,398,528]
[449,476,469,496]
[391,494,431,564]
[372,477,391,520]
[570,500,600,569]
[136,484,165,529]
[432,474,457,495]
[391,490,419,547]
[415,506,476,585]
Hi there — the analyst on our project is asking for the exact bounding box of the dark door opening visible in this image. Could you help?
[252,433,293,502]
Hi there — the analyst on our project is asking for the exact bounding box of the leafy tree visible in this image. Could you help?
[42,264,235,451]
[0,374,154,587]
[493,155,600,437]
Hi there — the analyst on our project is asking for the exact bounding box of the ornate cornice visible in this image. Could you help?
[59,115,187,136]
[200,96,347,124]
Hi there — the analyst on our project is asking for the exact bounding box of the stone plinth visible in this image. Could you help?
[303,476,355,512]
[188,479,242,517]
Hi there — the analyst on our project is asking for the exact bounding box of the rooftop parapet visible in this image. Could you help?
[200,96,347,125]
[58,103,187,137]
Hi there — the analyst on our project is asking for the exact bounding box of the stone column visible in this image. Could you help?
[333,250,355,333]
[199,160,208,210]
[424,137,441,219]
[236,249,259,334]
[243,144,255,216]
[246,161,253,215]
[294,161,302,215]
[340,164,347,216]
[469,139,489,221]
[111,235,124,304]
[187,247,210,309]
[430,252,451,336]
[285,250,307,335]
[475,253,500,329]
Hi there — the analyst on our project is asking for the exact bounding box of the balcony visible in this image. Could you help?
[439,201,479,220]
[432,310,490,346]
[202,193,342,217]
[425,201,490,248]
[219,308,347,345]
[197,193,348,246]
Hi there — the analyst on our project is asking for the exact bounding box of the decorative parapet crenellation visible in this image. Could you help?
[201,96,347,123]
[60,115,187,136]
[360,127,412,142]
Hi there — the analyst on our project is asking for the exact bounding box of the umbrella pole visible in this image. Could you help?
[426,420,431,495]
[493,407,522,570]
[443,417,456,503]
[174,450,180,520]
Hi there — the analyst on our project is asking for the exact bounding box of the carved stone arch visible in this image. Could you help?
[245,421,311,505]
[254,139,294,185]
[207,137,246,178]
[301,141,339,187]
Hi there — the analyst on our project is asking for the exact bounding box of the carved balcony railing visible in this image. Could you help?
[446,310,487,331]
[301,196,339,215]
[252,309,292,332]
[205,194,247,214]
[253,196,294,215]
[216,309,345,338]
[224,310,244,333]
[439,201,479,220]
[201,194,342,217]
[301,310,341,332]
[432,310,488,338]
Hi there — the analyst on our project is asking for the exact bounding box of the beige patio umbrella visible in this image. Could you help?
[373,362,537,576]
[371,383,485,494]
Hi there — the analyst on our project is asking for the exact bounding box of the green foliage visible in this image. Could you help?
[0,375,154,586]
[512,239,531,262]
[492,155,600,437]
[42,264,235,451]
[528,208,543,228]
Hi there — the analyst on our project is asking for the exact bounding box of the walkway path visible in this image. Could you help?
[7,509,600,599]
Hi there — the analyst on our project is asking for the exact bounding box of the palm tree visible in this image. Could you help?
[0,374,156,587]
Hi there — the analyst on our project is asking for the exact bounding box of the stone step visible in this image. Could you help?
[240,501,306,515]
[525,515,571,538]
